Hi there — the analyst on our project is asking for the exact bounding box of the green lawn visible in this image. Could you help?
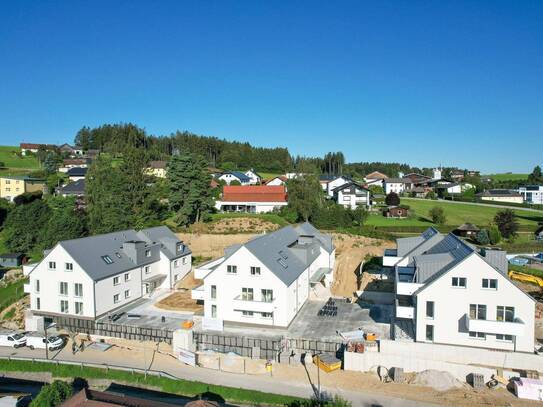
[0,359,305,406]
[482,173,529,182]
[258,172,283,180]
[366,214,433,227]
[0,145,40,170]
[399,198,543,228]
[0,278,27,313]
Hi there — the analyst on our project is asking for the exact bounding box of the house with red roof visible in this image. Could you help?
[215,185,288,213]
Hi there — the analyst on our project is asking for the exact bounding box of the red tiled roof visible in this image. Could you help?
[222,185,287,202]
[20,143,55,149]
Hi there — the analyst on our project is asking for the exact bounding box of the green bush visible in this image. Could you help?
[476,229,490,245]
[488,226,501,245]
[428,206,446,225]
[31,380,72,407]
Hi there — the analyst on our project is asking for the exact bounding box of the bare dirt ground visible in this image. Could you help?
[330,233,395,298]
[190,217,281,234]
[513,280,543,342]
[177,232,256,260]
[155,272,204,313]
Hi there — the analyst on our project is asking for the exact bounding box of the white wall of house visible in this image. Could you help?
[384,182,405,195]
[244,170,261,185]
[335,189,370,209]
[326,177,350,196]
[95,267,143,317]
[414,254,535,352]
[215,201,287,213]
[266,177,286,186]
[28,245,96,319]
[480,195,524,204]
[218,174,250,185]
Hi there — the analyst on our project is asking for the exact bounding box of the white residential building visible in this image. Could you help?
[385,228,535,353]
[384,178,412,195]
[217,172,252,185]
[332,182,371,209]
[24,226,191,323]
[265,176,287,186]
[244,169,262,185]
[192,222,335,328]
[517,185,543,205]
[319,175,351,197]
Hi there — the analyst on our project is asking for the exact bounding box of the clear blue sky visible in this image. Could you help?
[1,1,541,173]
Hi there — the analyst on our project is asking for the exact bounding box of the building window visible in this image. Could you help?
[426,301,434,319]
[261,312,273,318]
[469,304,487,320]
[227,265,237,274]
[242,288,254,301]
[496,334,513,342]
[211,304,217,318]
[451,277,466,288]
[49,261,56,270]
[482,279,497,289]
[174,260,179,267]
[182,257,187,265]
[60,300,69,313]
[145,249,151,257]
[101,255,113,264]
[497,306,515,322]
[65,262,73,271]
[113,294,120,304]
[211,285,217,299]
[242,311,254,317]
[36,297,40,310]
[113,276,120,286]
[261,289,273,303]
[75,302,83,315]
[250,267,261,276]
[59,282,68,296]
[425,325,434,341]
[124,272,130,282]
[74,283,83,297]
[145,266,150,274]
[469,331,486,339]
[35,279,40,293]
[124,289,130,299]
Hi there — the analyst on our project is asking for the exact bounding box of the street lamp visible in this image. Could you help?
[44,322,56,360]
[314,352,322,405]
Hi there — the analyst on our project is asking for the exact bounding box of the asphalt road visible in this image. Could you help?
[0,344,439,407]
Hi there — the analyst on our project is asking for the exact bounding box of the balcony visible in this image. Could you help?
[395,296,415,319]
[23,283,31,294]
[233,296,275,313]
[191,284,205,300]
[194,257,224,279]
[23,263,38,276]
[383,249,401,267]
[395,266,424,295]
[466,314,525,336]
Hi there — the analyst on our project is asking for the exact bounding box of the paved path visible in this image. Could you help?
[403,197,543,213]
[0,344,438,407]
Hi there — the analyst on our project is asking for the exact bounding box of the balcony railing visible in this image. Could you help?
[466,314,525,336]
[191,284,205,300]
[233,295,275,313]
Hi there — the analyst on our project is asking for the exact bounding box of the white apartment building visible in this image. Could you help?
[385,228,535,353]
[332,182,371,209]
[319,175,351,197]
[24,226,191,323]
[384,178,412,195]
[192,222,335,328]
[517,185,543,205]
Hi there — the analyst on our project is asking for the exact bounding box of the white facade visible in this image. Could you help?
[333,184,371,209]
[518,186,543,205]
[214,200,287,214]
[384,180,408,195]
[217,173,251,185]
[244,170,261,185]
[266,177,286,186]
[386,230,535,353]
[193,224,335,327]
[25,228,191,321]
[325,176,350,197]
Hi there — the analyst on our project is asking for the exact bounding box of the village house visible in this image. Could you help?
[214,185,288,214]
[19,143,56,156]
[57,179,86,197]
[0,176,46,202]
[60,158,91,173]
[517,185,543,205]
[145,161,168,178]
[66,167,87,182]
[476,189,524,204]
[244,169,262,185]
[332,182,371,209]
[383,178,413,195]
[58,143,83,157]
[24,226,192,326]
[191,222,335,327]
[265,176,288,186]
[319,175,351,197]
[217,171,252,185]
[364,171,388,188]
[385,228,535,352]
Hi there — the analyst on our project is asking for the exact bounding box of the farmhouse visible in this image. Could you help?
[24,226,192,324]
[218,171,252,185]
[476,189,524,204]
[145,160,168,178]
[385,228,535,352]
[383,178,412,195]
[214,185,288,214]
[332,182,371,209]
[19,143,56,155]
[191,222,335,327]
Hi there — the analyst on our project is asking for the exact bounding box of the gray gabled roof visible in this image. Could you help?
[221,222,333,286]
[396,227,442,258]
[58,179,85,195]
[57,226,189,281]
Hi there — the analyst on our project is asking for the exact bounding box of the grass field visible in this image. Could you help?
[397,198,543,228]
[258,172,283,180]
[0,359,304,406]
[482,173,529,182]
[0,145,39,170]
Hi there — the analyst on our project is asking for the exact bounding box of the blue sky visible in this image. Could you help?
[1,1,541,173]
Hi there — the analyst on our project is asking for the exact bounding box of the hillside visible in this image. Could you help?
[0,145,39,175]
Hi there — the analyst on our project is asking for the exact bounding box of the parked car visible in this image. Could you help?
[26,335,64,351]
[0,332,27,348]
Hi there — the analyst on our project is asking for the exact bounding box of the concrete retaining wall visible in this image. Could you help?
[196,352,268,375]
[356,290,395,305]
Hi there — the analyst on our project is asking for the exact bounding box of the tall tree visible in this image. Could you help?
[4,200,51,253]
[167,152,212,226]
[528,165,542,184]
[39,196,87,250]
[286,170,323,221]
[494,209,519,239]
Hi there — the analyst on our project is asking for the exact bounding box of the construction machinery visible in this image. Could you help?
[508,270,543,287]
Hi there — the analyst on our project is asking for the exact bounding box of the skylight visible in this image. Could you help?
[277,258,288,269]
[101,255,114,264]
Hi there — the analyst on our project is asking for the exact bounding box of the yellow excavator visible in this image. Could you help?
[508,270,543,287]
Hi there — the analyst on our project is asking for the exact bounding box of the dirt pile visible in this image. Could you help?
[409,370,465,391]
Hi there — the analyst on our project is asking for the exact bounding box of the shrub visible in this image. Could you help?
[426,191,437,200]
[279,206,299,223]
[428,206,446,224]
[31,380,73,407]
[494,209,519,239]
[385,192,400,206]
[476,229,490,245]
[488,225,501,245]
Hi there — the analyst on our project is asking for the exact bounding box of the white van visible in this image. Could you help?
[0,332,27,348]
[26,335,64,351]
